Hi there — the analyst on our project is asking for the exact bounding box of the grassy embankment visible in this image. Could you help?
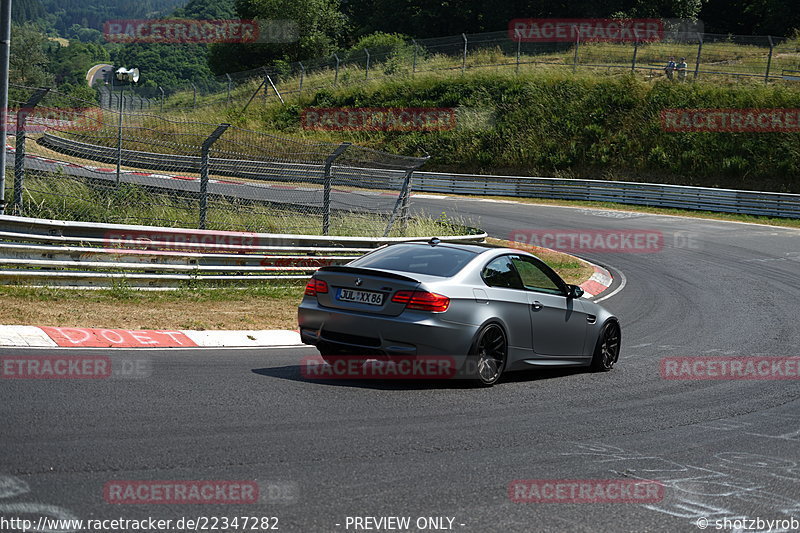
[150,39,800,196]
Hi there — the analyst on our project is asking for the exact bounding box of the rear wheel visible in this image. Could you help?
[469,324,507,386]
[590,321,621,372]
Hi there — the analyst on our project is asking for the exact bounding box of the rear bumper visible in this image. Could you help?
[298,301,477,357]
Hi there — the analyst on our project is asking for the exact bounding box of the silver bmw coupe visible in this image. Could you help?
[298,239,621,386]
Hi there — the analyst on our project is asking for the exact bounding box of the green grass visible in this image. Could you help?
[13,172,478,236]
[136,36,800,196]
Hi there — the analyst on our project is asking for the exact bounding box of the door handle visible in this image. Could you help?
[531,301,543,311]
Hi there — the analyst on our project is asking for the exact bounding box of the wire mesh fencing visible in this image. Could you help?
[5,85,429,237]
[113,28,800,113]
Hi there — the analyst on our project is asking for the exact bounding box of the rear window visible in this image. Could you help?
[349,244,477,277]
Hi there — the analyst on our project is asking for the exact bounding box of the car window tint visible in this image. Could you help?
[482,256,524,289]
[351,244,476,277]
[511,256,564,295]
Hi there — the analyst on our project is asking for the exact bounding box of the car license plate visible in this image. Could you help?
[337,288,384,306]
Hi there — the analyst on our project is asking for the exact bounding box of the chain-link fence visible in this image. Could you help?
[4,85,429,236]
[104,29,800,113]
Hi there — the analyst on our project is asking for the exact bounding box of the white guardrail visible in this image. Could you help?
[39,134,800,219]
[0,216,487,289]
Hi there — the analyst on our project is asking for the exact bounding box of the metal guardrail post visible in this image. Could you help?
[199,124,230,230]
[333,54,340,86]
[412,39,417,76]
[462,34,467,74]
[365,48,370,79]
[693,33,703,80]
[115,85,124,185]
[322,142,351,235]
[765,36,774,83]
[12,87,49,216]
[631,41,639,73]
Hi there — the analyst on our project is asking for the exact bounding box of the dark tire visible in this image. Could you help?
[469,323,507,386]
[590,321,621,372]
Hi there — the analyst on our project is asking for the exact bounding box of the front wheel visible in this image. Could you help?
[590,321,621,372]
[469,323,507,386]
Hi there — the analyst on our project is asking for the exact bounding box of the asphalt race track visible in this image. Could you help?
[2,190,800,532]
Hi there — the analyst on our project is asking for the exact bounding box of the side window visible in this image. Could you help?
[481,256,524,289]
[510,256,564,295]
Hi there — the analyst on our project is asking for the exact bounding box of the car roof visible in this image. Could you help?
[387,240,505,254]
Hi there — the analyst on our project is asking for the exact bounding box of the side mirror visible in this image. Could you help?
[567,285,584,299]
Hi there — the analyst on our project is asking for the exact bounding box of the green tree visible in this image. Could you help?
[10,23,53,86]
[207,0,347,74]
[50,41,110,85]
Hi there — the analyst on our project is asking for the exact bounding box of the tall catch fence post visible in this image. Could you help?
[365,48,370,80]
[765,36,774,83]
[199,123,230,230]
[115,85,124,184]
[159,86,164,112]
[322,142,351,236]
[412,39,417,76]
[262,67,269,103]
[382,169,416,237]
[573,35,580,73]
[226,73,232,104]
[462,34,468,74]
[631,41,639,73]
[12,87,49,215]
[694,33,703,80]
[299,62,304,92]
[333,53,340,85]
[192,83,197,108]
[515,35,521,74]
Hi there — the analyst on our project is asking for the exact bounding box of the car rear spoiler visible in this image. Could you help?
[316,265,419,283]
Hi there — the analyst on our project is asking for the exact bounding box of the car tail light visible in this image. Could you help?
[304,278,329,296]
[391,290,450,312]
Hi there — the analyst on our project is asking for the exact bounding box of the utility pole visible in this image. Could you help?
[0,0,12,215]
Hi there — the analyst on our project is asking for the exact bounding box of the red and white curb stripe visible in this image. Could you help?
[0,325,302,348]
[579,261,613,299]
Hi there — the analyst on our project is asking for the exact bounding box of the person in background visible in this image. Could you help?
[677,57,688,80]
[665,56,676,80]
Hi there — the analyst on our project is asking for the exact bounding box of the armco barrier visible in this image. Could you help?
[37,134,800,219]
[0,215,486,288]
